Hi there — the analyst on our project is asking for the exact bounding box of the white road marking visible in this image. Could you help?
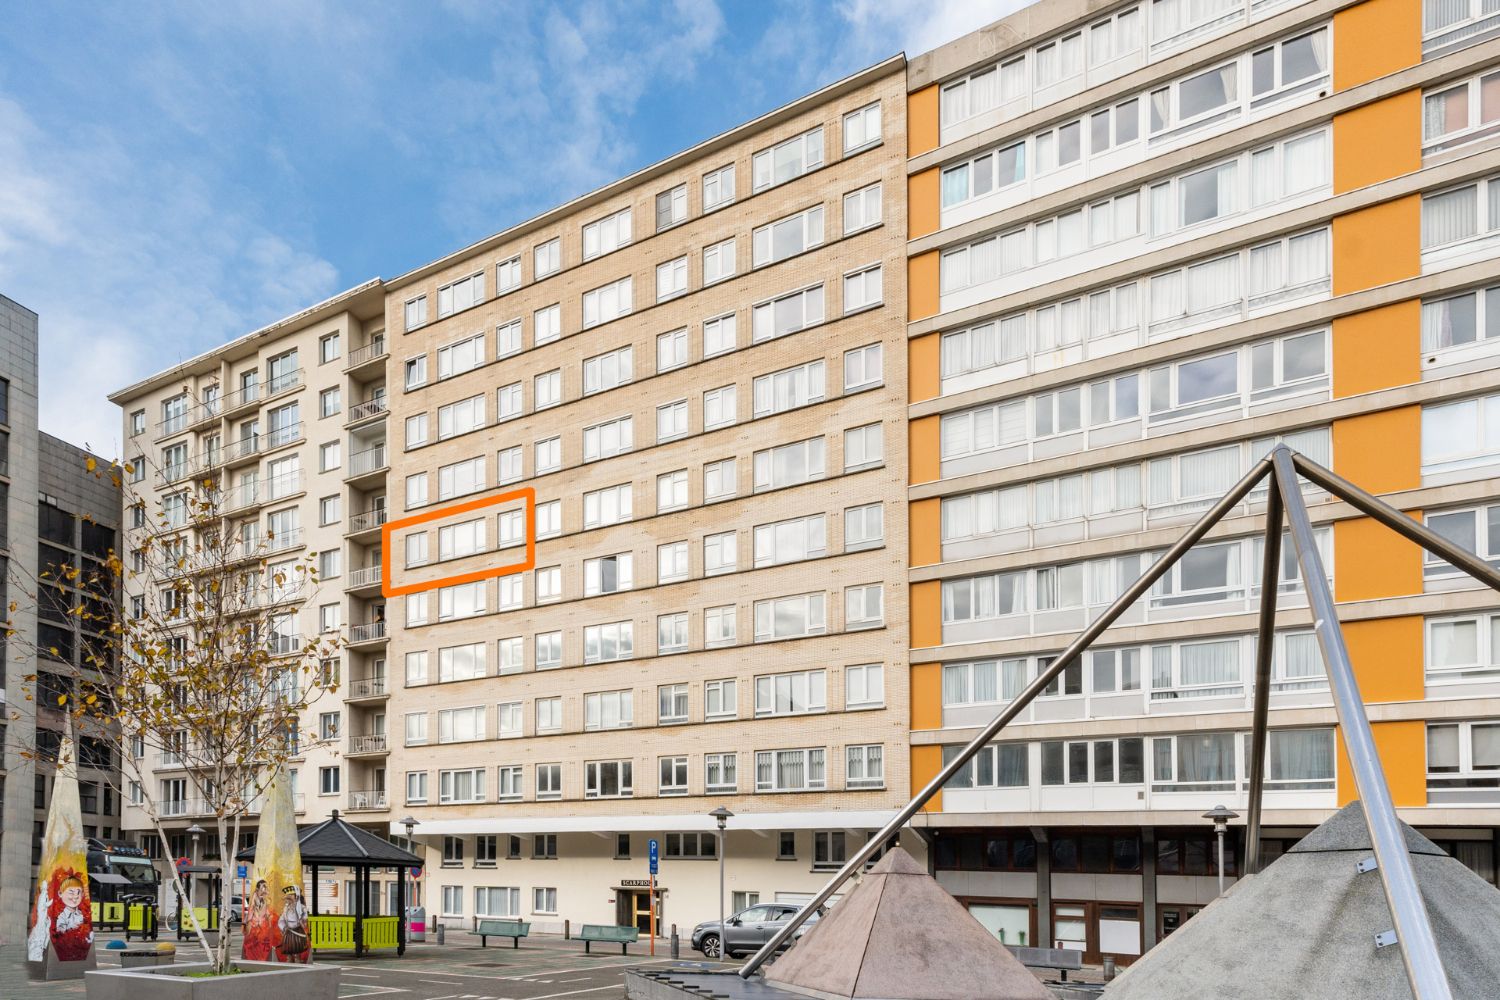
[527,986,621,1000]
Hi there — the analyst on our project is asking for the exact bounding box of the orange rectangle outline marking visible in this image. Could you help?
[380,486,536,598]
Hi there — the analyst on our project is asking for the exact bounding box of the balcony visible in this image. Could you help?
[189,397,222,430]
[346,565,382,594]
[156,751,187,769]
[263,422,304,452]
[347,621,387,646]
[221,381,262,416]
[265,369,303,399]
[222,481,263,514]
[158,461,194,486]
[347,734,388,756]
[346,335,388,373]
[347,507,388,536]
[269,632,303,657]
[263,470,306,503]
[346,675,388,700]
[264,527,304,555]
[224,434,264,466]
[346,789,388,811]
[345,444,388,487]
[156,412,189,440]
[346,397,388,426]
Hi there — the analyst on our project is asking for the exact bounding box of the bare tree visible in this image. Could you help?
[6,454,342,974]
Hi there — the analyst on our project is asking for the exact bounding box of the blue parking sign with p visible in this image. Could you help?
[649,838,659,875]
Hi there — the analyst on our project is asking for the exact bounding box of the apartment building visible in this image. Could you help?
[903,0,1500,965]
[0,295,121,942]
[381,59,914,933]
[108,282,406,912]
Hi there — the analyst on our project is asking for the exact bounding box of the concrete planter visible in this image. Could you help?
[85,961,339,999]
[119,949,175,968]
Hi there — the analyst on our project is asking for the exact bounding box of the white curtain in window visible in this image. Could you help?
[1269,729,1333,781]
[1488,182,1500,233]
[1150,271,1184,322]
[1249,241,1281,296]
[1287,229,1331,285]
[1473,723,1500,768]
[1000,659,1028,699]
[972,661,998,701]
[1426,0,1469,32]
[1178,733,1234,782]
[971,66,1000,114]
[1180,445,1240,499]
[1431,619,1479,668]
[1283,131,1329,195]
[942,664,969,704]
[1180,640,1240,686]
[1422,186,1478,248]
[1427,725,1461,770]
[1186,255,1239,314]
[1280,632,1323,678]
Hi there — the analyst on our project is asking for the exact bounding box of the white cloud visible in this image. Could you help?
[837,0,1040,61]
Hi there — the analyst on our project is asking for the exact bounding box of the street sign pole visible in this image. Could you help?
[648,838,660,958]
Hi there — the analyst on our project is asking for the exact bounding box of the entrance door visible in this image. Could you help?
[623,890,660,933]
[1051,902,1090,957]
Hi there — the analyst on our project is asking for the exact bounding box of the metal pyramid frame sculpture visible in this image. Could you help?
[27,718,96,980]
[739,447,1498,1000]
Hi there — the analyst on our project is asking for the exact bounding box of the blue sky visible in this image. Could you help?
[0,0,1029,455]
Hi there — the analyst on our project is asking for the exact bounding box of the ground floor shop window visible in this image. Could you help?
[477,886,520,917]
[967,901,1033,947]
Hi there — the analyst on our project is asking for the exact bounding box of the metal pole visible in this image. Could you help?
[718,830,726,960]
[738,457,1275,979]
[1244,477,1284,875]
[649,872,656,958]
[1271,448,1453,1000]
[1216,829,1226,897]
[1290,451,1500,591]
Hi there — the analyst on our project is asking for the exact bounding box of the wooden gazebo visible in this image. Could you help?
[237,809,421,957]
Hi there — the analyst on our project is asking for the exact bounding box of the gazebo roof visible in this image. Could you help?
[236,809,421,868]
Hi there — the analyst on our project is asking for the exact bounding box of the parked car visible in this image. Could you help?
[230,896,245,924]
[691,903,821,960]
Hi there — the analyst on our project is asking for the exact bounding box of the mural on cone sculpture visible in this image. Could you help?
[243,768,309,963]
[27,725,94,968]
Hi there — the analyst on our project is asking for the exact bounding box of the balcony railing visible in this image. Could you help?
[264,527,303,555]
[349,509,388,535]
[347,397,388,423]
[346,335,387,369]
[264,422,303,450]
[348,565,382,589]
[223,481,261,513]
[189,397,222,426]
[159,461,193,485]
[347,444,387,477]
[156,751,186,768]
[157,412,188,438]
[265,470,306,502]
[269,632,303,656]
[347,675,388,699]
[222,381,262,412]
[347,789,388,811]
[226,435,263,462]
[348,621,386,644]
[266,369,303,396]
[348,734,388,755]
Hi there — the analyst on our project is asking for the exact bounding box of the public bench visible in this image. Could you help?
[475,918,531,948]
[1009,945,1084,982]
[579,923,639,954]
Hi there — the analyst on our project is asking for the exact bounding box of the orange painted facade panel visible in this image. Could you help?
[1332,196,1421,295]
[907,84,940,158]
[1336,720,1426,807]
[908,251,941,322]
[1333,0,1421,91]
[1343,616,1425,703]
[908,414,942,485]
[909,497,943,568]
[1331,300,1420,399]
[910,579,943,649]
[1331,406,1421,494]
[1333,90,1421,194]
[910,744,944,813]
[910,661,944,730]
[908,167,941,240]
[1335,514,1423,602]
[908,332,941,404]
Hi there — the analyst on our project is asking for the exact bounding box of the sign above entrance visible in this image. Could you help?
[621,879,658,888]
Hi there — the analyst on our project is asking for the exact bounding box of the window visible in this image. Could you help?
[405,712,429,745]
[753,360,824,417]
[497,255,521,293]
[703,238,736,284]
[754,206,824,270]
[844,423,882,470]
[755,670,827,716]
[319,441,340,472]
[1150,61,1238,135]
[657,469,688,512]
[705,678,737,718]
[843,264,883,313]
[583,415,633,462]
[437,272,485,318]
[440,768,485,804]
[843,101,881,152]
[537,763,562,800]
[498,702,524,739]
[755,748,826,791]
[405,771,428,804]
[1428,720,1500,799]
[665,832,716,858]
[497,445,522,485]
[405,355,428,390]
[496,318,522,357]
[584,276,633,328]
[754,127,823,191]
[406,531,431,568]
[498,636,524,674]
[656,256,688,301]
[319,387,341,418]
[844,344,882,392]
[753,284,824,342]
[1250,29,1329,101]
[706,752,737,792]
[535,498,560,538]
[584,690,634,731]
[443,836,466,867]
[535,436,560,475]
[534,238,560,278]
[439,706,486,744]
[318,767,340,795]
[405,413,429,448]
[532,887,557,913]
[319,495,341,526]
[650,329,688,375]
[843,181,882,234]
[584,345,633,395]
[1425,503,1500,578]
[845,503,884,551]
[704,531,736,575]
[439,642,486,682]
[658,541,689,582]
[702,384,737,430]
[845,663,884,709]
[475,834,501,864]
[703,163,735,211]
[438,580,487,621]
[1423,393,1500,473]
[1422,284,1500,352]
[438,457,485,500]
[705,605,737,647]
[499,572,524,610]
[406,651,429,687]
[657,399,689,442]
[531,696,561,733]
[585,760,633,798]
[1151,733,1237,791]
[704,313,736,356]
[754,513,826,567]
[584,483,633,527]
[658,612,689,653]
[437,333,485,380]
[777,832,797,860]
[656,183,688,230]
[659,684,689,724]
[845,584,883,630]
[404,296,428,330]
[704,458,736,502]
[846,745,884,789]
[584,553,634,596]
[535,631,562,670]
[583,206,632,259]
[754,436,825,491]
[438,394,485,440]
[534,304,561,345]
[584,621,634,663]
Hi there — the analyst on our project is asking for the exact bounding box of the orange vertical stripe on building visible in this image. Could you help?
[908,333,941,404]
[1343,616,1425,703]
[910,661,944,730]
[1332,300,1421,399]
[909,580,943,648]
[908,414,942,485]
[1336,720,1426,807]
[1332,0,1421,91]
[1334,512,1423,602]
[909,497,943,568]
[908,250,941,322]
[908,167,941,240]
[1332,90,1421,194]
[910,745,944,813]
[1331,406,1421,493]
[907,84,940,158]
[1331,196,1421,295]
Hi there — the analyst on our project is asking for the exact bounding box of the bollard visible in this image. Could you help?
[1103,957,1117,982]
[564,918,571,940]
[435,923,446,945]
[671,926,680,959]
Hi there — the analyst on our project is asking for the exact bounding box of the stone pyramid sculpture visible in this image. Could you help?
[763,847,1052,1000]
[1105,800,1500,999]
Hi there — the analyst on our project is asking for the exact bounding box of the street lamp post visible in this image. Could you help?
[1202,805,1239,897]
[185,824,205,934]
[710,807,733,960]
[401,816,419,943]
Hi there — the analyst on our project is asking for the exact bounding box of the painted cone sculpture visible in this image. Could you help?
[27,721,96,980]
[243,768,310,963]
